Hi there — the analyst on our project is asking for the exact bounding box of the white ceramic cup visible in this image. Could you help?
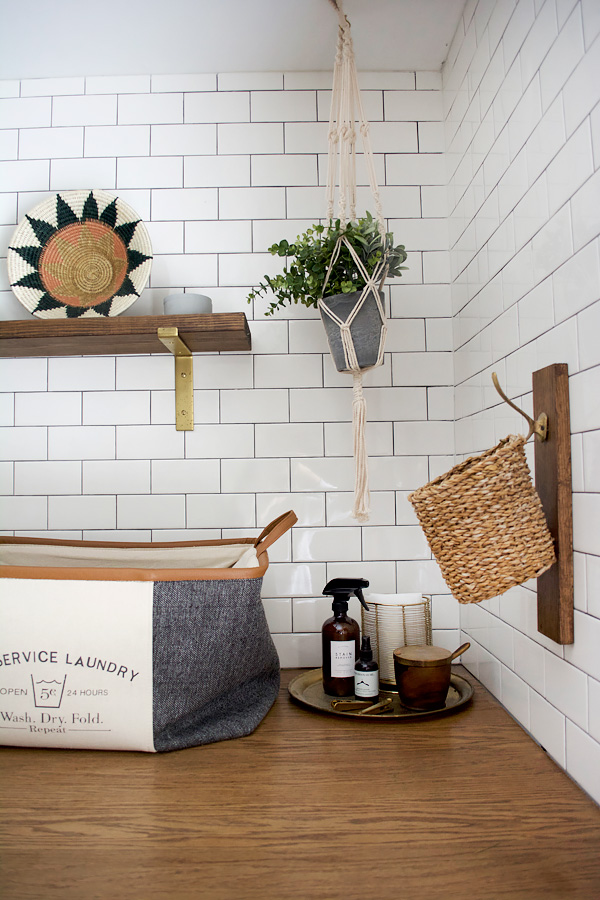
[163,293,213,315]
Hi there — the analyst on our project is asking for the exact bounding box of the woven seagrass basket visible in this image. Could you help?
[408,434,556,605]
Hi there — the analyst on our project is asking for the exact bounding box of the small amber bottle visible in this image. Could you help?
[354,635,379,703]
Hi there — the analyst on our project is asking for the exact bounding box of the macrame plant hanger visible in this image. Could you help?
[322,0,388,522]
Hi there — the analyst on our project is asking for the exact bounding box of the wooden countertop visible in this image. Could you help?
[1,667,599,899]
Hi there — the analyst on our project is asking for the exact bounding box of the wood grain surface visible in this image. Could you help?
[1,668,599,899]
[0,313,251,357]
[534,363,574,644]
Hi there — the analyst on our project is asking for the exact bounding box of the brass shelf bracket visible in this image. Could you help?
[491,372,548,441]
[157,327,194,431]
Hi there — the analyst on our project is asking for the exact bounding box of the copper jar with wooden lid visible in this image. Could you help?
[393,642,470,710]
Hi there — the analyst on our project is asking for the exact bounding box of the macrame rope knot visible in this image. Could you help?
[352,370,370,522]
[325,0,388,522]
[340,322,360,372]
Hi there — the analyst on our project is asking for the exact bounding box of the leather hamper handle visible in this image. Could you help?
[254,510,298,552]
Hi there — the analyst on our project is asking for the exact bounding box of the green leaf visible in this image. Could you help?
[246,211,409,314]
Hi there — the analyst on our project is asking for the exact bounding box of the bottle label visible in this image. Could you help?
[330,642,355,678]
[354,669,379,698]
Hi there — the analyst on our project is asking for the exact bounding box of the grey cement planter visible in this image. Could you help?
[320,290,385,372]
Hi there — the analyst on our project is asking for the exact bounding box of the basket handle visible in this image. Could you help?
[492,372,548,441]
[254,510,298,552]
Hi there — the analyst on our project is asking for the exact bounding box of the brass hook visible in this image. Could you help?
[491,372,548,442]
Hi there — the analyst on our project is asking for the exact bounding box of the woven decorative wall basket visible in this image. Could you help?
[7,189,152,318]
[408,434,556,605]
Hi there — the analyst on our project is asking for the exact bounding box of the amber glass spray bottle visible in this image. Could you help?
[321,577,370,697]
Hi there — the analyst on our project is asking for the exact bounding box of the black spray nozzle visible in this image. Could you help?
[323,577,370,611]
[360,635,373,660]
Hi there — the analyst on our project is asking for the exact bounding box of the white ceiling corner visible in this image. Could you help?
[0,0,467,80]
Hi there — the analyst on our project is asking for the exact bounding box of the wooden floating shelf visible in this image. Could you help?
[0,313,252,358]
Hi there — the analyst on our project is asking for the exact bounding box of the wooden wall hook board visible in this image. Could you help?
[491,372,548,441]
[490,367,573,643]
[532,363,573,644]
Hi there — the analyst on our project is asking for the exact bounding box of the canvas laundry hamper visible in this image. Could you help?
[0,510,296,753]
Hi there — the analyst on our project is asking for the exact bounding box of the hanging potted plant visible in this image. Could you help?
[247,212,407,372]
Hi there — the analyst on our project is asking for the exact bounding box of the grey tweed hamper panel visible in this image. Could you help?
[152,578,280,752]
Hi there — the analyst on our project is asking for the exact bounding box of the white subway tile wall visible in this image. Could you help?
[0,68,454,662]
[446,0,600,802]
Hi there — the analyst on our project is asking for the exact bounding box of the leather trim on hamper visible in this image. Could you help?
[0,561,267,582]
[0,537,267,582]
[0,512,299,583]
[254,510,298,552]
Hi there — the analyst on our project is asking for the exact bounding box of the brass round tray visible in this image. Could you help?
[288,668,473,720]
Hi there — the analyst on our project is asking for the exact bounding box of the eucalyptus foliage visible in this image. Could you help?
[247,213,407,316]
